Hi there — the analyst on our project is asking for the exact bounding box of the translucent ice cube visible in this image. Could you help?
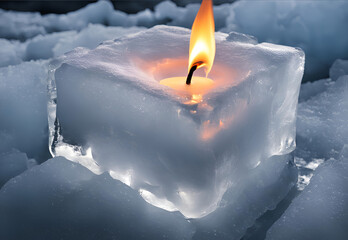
[48,26,304,218]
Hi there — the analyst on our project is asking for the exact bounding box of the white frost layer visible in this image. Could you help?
[266,146,348,240]
[50,26,303,218]
[0,61,49,161]
[0,157,193,240]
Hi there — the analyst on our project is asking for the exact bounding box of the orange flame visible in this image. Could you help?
[188,0,216,75]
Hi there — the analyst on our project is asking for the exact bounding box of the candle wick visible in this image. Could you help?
[186,65,198,85]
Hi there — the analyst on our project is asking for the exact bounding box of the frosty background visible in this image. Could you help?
[0,1,347,240]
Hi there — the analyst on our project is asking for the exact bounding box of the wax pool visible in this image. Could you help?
[160,76,214,96]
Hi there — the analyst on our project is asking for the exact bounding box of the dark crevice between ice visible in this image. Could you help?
[241,186,300,240]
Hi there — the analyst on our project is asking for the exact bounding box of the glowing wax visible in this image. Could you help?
[160,76,214,96]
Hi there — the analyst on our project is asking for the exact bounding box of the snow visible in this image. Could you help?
[0,156,194,240]
[0,61,50,161]
[49,26,303,218]
[266,146,348,240]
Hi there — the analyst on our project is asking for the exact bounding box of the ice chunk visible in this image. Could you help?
[0,157,193,239]
[49,26,304,218]
[0,61,50,161]
[330,59,348,81]
[0,149,28,188]
[296,76,348,161]
[266,146,348,240]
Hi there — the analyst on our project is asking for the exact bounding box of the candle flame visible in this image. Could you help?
[188,0,215,75]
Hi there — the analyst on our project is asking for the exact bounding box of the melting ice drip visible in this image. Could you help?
[48,64,103,176]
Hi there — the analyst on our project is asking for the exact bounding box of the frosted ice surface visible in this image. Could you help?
[330,59,348,81]
[266,146,348,240]
[0,149,28,188]
[49,26,304,218]
[0,156,193,240]
[0,61,50,161]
